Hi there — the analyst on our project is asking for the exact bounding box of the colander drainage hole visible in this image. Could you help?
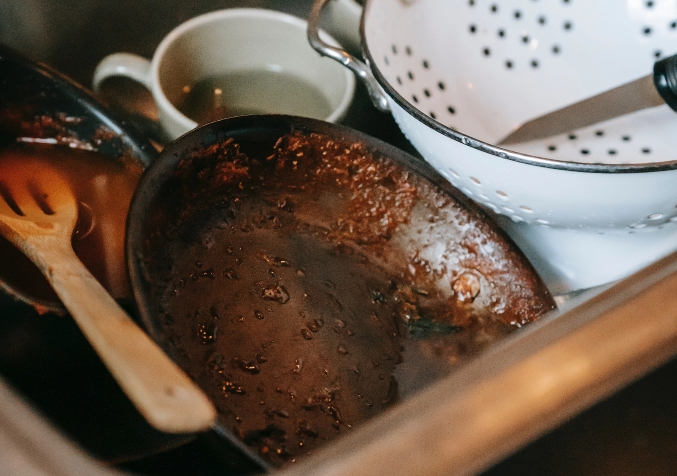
[407,71,414,80]
[505,60,514,69]
[595,130,604,137]
[531,60,539,68]
[646,0,654,6]
[470,24,477,33]
[655,50,662,59]
[490,4,498,13]
[642,148,652,154]
[568,134,577,140]
[405,46,412,55]
[552,45,561,54]
[608,149,617,155]
[423,60,429,69]
[412,95,418,103]
[438,81,446,90]
[447,106,456,115]
[430,111,437,119]
[397,76,402,85]
[483,47,491,56]
[547,145,557,151]
[498,29,506,38]
[563,21,573,31]
[538,16,546,25]
[671,21,677,29]
[391,44,397,54]
[622,135,631,141]
[580,149,590,155]
[514,10,522,19]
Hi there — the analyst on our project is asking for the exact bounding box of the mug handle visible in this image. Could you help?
[307,0,390,112]
[92,53,152,92]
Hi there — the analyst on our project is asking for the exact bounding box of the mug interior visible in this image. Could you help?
[157,10,351,125]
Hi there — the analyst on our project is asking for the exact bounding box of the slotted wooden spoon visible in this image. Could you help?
[0,157,216,433]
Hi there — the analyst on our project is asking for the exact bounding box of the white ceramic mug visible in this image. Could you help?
[93,8,355,140]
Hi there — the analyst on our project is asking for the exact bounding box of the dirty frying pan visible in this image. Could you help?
[0,45,201,462]
[126,115,555,467]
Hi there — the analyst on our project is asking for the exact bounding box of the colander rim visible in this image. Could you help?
[359,0,677,174]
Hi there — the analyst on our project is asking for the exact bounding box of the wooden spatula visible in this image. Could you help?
[0,157,216,433]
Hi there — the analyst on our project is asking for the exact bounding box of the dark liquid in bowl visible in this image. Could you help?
[0,143,142,306]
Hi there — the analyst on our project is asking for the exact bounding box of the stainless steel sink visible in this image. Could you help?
[1,1,677,475]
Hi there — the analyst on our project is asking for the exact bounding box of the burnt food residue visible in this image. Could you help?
[142,131,555,466]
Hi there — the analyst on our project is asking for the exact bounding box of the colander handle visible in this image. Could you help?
[308,0,390,112]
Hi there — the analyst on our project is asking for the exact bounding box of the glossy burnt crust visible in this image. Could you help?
[140,129,555,466]
[159,130,554,327]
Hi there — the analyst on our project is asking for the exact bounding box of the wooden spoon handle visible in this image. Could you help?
[46,249,216,433]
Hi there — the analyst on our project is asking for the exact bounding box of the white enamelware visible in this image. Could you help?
[309,0,677,294]
[93,8,355,140]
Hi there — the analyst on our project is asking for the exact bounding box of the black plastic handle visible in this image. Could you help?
[653,53,677,112]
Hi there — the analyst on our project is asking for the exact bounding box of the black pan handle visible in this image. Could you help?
[653,53,677,112]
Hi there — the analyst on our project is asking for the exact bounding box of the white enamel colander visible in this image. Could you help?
[309,0,677,293]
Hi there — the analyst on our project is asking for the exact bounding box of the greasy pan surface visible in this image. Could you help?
[0,45,196,462]
[128,115,555,467]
